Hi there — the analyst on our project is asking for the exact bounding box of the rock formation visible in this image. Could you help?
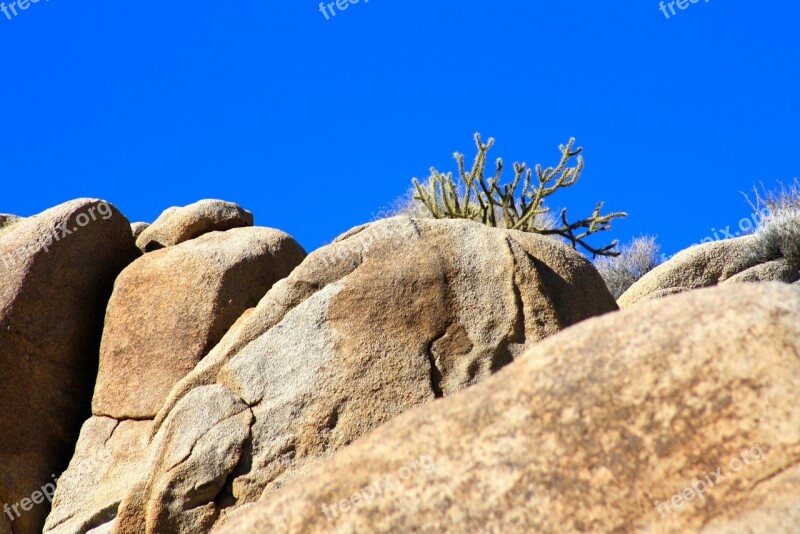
[0,200,138,534]
[619,234,799,307]
[0,196,791,534]
[50,216,617,533]
[218,283,800,533]
[45,225,305,534]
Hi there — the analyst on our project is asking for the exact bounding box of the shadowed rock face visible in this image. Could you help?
[217,283,800,534]
[619,234,800,307]
[135,200,254,253]
[53,217,615,534]
[45,226,306,534]
[0,199,139,534]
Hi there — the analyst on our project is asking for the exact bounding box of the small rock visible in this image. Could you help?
[136,200,254,252]
[618,235,793,307]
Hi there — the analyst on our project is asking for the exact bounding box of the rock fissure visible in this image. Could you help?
[214,405,258,512]
[425,333,446,399]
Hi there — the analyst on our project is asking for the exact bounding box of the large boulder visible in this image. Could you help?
[619,235,799,307]
[135,200,254,252]
[44,227,305,534]
[0,199,138,534]
[86,217,616,533]
[93,227,307,419]
[218,283,800,533]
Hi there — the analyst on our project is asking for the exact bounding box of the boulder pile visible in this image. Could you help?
[0,198,796,534]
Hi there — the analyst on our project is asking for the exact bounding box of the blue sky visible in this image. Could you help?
[1,1,798,257]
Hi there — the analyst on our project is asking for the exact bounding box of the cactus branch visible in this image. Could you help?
[412,135,627,257]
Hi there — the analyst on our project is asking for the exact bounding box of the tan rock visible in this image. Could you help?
[724,257,799,284]
[105,217,617,533]
[43,227,304,533]
[217,283,800,534]
[49,387,252,534]
[93,226,307,420]
[0,199,138,534]
[43,418,153,534]
[136,200,254,252]
[115,386,253,533]
[618,235,793,307]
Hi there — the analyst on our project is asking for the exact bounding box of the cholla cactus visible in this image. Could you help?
[412,134,626,257]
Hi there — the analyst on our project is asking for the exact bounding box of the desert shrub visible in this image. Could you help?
[373,186,436,220]
[411,134,626,257]
[745,179,800,267]
[594,236,661,299]
[745,178,800,215]
[752,208,800,267]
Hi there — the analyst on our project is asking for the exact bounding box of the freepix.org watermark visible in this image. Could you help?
[2,474,59,524]
[0,202,114,272]
[659,206,769,263]
[1,0,50,22]
[653,444,766,518]
[658,0,710,20]
[321,454,435,522]
[318,0,368,21]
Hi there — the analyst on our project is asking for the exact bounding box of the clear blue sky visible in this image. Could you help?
[2,1,798,256]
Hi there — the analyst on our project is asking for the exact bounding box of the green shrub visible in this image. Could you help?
[412,134,626,257]
[594,236,661,299]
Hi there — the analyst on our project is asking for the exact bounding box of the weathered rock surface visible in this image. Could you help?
[218,283,800,534]
[85,217,617,533]
[43,418,153,534]
[136,200,254,252]
[116,386,254,533]
[93,227,307,419]
[44,227,305,534]
[619,235,799,307]
[723,257,799,284]
[0,199,138,534]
